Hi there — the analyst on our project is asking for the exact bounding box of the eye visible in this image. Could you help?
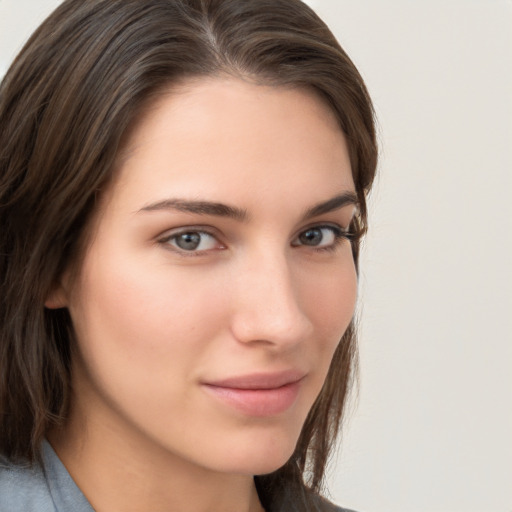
[160,229,222,253]
[292,225,349,250]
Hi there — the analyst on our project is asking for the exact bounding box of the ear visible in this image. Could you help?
[45,283,69,309]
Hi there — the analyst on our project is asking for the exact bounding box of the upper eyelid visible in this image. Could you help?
[292,223,347,242]
[293,221,349,237]
[156,221,350,239]
[156,225,220,241]
[157,221,346,237]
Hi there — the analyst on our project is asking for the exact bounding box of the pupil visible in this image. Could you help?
[300,228,322,246]
[177,232,201,250]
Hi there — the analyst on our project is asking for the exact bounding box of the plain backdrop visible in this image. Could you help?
[1,1,511,511]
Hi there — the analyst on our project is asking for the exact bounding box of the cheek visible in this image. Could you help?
[67,250,229,395]
[301,259,358,347]
[290,256,358,406]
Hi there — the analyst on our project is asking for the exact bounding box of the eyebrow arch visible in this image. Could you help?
[301,191,359,221]
[138,198,248,222]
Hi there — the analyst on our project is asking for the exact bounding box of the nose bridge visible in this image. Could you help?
[230,245,313,347]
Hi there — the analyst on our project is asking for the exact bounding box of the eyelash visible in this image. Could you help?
[296,224,354,253]
[158,224,354,257]
[158,228,222,256]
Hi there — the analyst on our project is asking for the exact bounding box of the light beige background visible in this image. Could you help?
[1,1,511,511]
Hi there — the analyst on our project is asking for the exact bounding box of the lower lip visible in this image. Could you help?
[202,381,301,417]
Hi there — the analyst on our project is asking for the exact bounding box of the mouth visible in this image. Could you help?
[201,370,306,417]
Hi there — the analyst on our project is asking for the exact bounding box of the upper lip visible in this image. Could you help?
[203,369,306,390]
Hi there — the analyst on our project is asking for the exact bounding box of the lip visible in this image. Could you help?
[202,370,306,417]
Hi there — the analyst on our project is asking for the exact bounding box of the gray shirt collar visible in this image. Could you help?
[41,440,94,512]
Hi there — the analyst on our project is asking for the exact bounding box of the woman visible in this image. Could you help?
[0,0,377,510]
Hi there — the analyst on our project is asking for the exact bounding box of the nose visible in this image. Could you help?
[229,249,314,350]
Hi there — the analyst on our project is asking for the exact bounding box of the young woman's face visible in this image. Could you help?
[58,78,358,476]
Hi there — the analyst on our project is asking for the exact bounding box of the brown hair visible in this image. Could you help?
[0,0,376,508]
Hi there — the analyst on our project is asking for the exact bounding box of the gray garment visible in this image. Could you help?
[0,442,353,512]
[0,440,93,512]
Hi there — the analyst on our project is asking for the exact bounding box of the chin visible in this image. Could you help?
[210,429,301,476]
[221,453,294,477]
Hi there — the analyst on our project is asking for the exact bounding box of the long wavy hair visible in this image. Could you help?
[0,0,377,509]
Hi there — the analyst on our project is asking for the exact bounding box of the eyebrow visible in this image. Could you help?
[138,198,248,221]
[137,191,358,222]
[301,191,358,221]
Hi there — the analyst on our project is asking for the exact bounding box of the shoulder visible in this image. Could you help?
[310,493,358,512]
[271,486,358,512]
[0,454,56,511]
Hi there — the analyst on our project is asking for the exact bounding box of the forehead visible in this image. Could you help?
[106,78,354,213]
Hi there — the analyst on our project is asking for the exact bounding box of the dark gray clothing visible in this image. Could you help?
[0,442,353,511]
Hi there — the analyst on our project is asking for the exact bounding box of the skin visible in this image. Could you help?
[47,78,358,512]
